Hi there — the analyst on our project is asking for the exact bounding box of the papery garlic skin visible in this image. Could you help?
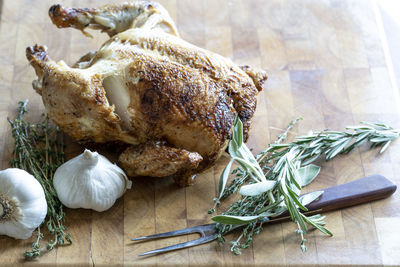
[53,149,132,212]
[0,168,47,239]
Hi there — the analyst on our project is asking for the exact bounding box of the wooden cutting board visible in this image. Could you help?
[1,0,400,266]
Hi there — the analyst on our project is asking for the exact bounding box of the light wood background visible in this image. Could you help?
[1,0,400,266]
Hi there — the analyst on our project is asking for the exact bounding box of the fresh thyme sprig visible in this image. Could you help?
[211,118,399,255]
[7,100,71,259]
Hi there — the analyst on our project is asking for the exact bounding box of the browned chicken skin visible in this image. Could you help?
[26,1,267,186]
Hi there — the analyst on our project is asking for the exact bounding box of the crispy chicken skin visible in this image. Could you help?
[26,1,267,186]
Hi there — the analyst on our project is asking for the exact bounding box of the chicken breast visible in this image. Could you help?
[26,1,267,186]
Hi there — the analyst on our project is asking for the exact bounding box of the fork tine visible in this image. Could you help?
[131,223,216,241]
[132,228,193,241]
[138,235,217,256]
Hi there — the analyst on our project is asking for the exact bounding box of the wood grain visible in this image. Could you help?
[0,0,399,266]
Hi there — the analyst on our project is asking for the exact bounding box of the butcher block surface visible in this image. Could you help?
[1,0,400,266]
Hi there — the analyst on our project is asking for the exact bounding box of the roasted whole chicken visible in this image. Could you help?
[26,1,267,186]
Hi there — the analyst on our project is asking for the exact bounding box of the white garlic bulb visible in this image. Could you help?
[53,149,132,212]
[0,168,47,239]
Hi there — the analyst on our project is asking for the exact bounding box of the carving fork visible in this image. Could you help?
[131,174,396,256]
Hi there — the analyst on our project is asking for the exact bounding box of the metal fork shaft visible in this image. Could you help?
[132,227,201,241]
[131,223,216,241]
[138,235,217,256]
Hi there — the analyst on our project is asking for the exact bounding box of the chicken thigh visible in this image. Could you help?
[26,1,267,186]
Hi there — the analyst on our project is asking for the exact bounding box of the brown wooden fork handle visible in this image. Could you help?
[269,174,397,223]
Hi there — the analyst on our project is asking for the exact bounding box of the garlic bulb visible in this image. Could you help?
[53,149,132,212]
[0,168,47,239]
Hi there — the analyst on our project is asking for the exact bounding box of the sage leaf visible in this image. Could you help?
[212,214,261,225]
[258,210,282,218]
[233,116,243,149]
[233,157,264,182]
[296,164,321,186]
[228,140,239,157]
[218,158,234,199]
[242,144,258,165]
[300,190,323,206]
[239,180,276,196]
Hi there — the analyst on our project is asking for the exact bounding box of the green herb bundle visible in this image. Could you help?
[210,117,399,254]
[7,101,71,259]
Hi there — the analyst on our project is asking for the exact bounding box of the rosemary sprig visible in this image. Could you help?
[211,118,399,255]
[7,100,71,259]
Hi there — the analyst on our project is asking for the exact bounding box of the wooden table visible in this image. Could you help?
[1,0,399,266]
